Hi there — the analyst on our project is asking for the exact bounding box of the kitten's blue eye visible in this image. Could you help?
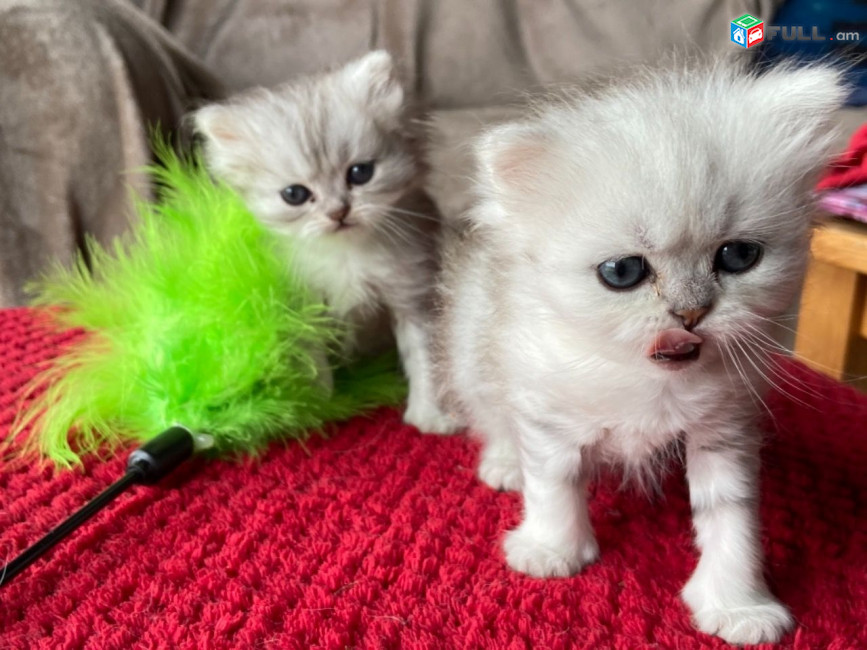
[714,241,762,274]
[347,161,375,186]
[280,184,312,206]
[597,256,649,290]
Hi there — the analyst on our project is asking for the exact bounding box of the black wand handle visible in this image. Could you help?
[0,426,194,587]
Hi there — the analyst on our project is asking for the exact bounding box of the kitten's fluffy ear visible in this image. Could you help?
[471,122,557,227]
[477,123,553,189]
[750,63,847,123]
[747,63,848,177]
[192,104,243,145]
[340,50,404,114]
[191,102,258,182]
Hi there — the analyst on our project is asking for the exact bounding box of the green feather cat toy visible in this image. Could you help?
[1,146,406,585]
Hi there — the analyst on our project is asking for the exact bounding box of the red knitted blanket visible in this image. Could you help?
[1,308,865,649]
[818,122,867,190]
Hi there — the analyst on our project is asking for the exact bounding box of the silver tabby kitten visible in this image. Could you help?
[194,51,455,434]
[438,60,846,644]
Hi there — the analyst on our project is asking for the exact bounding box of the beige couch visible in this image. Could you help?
[1,0,838,307]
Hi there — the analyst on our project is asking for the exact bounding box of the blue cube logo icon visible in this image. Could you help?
[731,14,764,48]
[731,22,747,47]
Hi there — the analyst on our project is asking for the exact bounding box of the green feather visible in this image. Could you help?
[10,145,406,467]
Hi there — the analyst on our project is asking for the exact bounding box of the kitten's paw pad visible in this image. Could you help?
[683,586,794,645]
[403,403,463,435]
[478,455,522,491]
[503,526,599,578]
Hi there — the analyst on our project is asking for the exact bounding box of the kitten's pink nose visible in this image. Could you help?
[328,204,350,223]
[673,305,711,330]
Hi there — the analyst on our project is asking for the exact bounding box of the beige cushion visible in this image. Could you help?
[4,0,865,306]
[134,0,783,107]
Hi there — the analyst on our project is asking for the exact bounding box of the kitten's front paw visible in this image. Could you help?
[682,580,794,645]
[403,402,463,435]
[478,453,522,491]
[503,524,599,578]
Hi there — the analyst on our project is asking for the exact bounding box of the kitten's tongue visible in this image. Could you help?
[649,329,703,360]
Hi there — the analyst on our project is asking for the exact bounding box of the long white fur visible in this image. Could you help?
[193,51,457,434]
[438,59,847,644]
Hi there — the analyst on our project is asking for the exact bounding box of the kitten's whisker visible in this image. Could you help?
[369,204,442,223]
[739,321,791,354]
[385,218,419,244]
[722,344,762,411]
[743,331,867,407]
[718,340,741,391]
[732,337,816,411]
[761,357,825,402]
[752,314,801,337]
[370,221,404,248]
[751,315,867,383]
[372,218,415,248]
[381,216,429,239]
[737,329,827,398]
[367,207,425,234]
[737,326,866,403]
[377,215,438,243]
[724,340,775,420]
[744,335,821,397]
[739,333,825,401]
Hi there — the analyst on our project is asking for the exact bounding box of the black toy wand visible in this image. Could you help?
[0,148,407,589]
[0,426,196,587]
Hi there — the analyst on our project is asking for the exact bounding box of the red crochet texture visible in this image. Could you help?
[1,307,865,649]
[817,122,867,190]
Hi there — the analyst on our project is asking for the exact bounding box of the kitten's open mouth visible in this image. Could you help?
[648,329,703,367]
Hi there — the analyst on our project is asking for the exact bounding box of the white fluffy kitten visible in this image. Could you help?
[439,60,846,644]
[193,51,455,433]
